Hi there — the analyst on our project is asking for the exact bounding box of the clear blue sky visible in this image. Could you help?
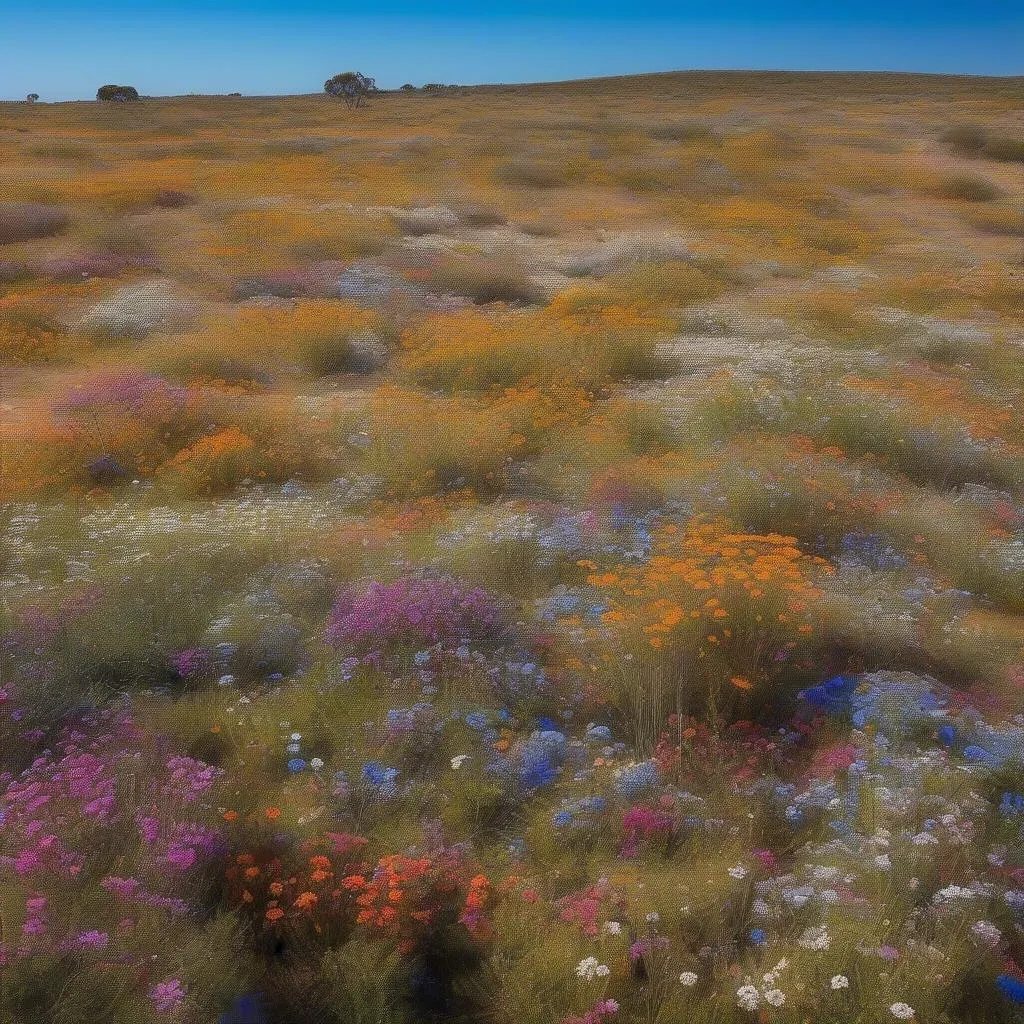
[2,1,1021,101]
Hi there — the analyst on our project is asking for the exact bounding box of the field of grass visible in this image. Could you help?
[0,71,1023,1023]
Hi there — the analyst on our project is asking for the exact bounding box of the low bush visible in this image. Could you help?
[417,256,544,305]
[493,158,566,189]
[0,202,69,244]
[937,173,1003,203]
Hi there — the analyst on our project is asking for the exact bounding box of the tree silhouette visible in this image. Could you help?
[96,84,140,102]
[26,93,39,104]
[324,72,375,109]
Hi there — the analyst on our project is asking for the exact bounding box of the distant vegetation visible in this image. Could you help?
[941,123,1024,163]
[324,70,375,108]
[96,83,140,102]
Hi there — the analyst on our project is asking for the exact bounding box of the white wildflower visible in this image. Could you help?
[970,920,1001,945]
[679,971,698,986]
[728,865,749,880]
[450,754,471,770]
[763,989,786,1007]
[889,1003,915,1020]
[933,884,975,903]
[736,984,761,1011]
[797,925,831,951]
[762,959,789,986]
[575,956,609,981]
[830,975,850,990]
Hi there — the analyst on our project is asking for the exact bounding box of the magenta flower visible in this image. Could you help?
[62,930,110,951]
[171,647,212,680]
[149,978,186,1013]
[325,576,499,656]
[619,805,674,857]
[55,372,187,423]
[752,848,779,873]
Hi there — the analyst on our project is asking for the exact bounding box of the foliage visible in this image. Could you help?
[96,84,140,102]
[324,71,375,108]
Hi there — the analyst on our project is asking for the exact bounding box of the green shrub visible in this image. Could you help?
[420,257,544,305]
[493,158,566,189]
[940,124,987,155]
[937,173,1003,202]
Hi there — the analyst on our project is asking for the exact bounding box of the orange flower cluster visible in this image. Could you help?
[225,839,366,938]
[397,304,670,393]
[577,517,833,695]
[0,301,69,365]
[159,425,258,494]
[346,854,494,951]
[458,873,492,938]
[322,496,460,563]
[225,840,493,953]
[842,372,1018,444]
[350,854,440,931]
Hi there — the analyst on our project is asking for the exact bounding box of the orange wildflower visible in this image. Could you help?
[293,891,318,911]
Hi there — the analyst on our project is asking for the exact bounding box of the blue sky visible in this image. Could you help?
[2,1,1021,101]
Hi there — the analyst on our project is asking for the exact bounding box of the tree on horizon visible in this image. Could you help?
[324,71,375,108]
[96,84,140,102]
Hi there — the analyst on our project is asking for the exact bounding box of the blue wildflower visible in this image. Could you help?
[839,531,907,571]
[615,760,660,798]
[465,711,488,730]
[552,810,574,828]
[964,745,997,765]
[801,673,857,714]
[996,974,1024,1005]
[938,725,957,746]
[219,992,265,1024]
[749,928,767,946]
[1000,792,1024,816]
[287,758,307,773]
[362,761,399,797]
[521,754,557,789]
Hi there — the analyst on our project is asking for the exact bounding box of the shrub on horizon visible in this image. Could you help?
[96,84,140,102]
[324,71,375,109]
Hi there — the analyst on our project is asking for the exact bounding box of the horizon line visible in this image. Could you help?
[5,66,1023,104]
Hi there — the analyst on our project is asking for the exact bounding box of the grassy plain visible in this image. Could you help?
[0,71,1022,1023]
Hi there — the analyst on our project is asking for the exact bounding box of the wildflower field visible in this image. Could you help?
[0,71,1022,1023]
